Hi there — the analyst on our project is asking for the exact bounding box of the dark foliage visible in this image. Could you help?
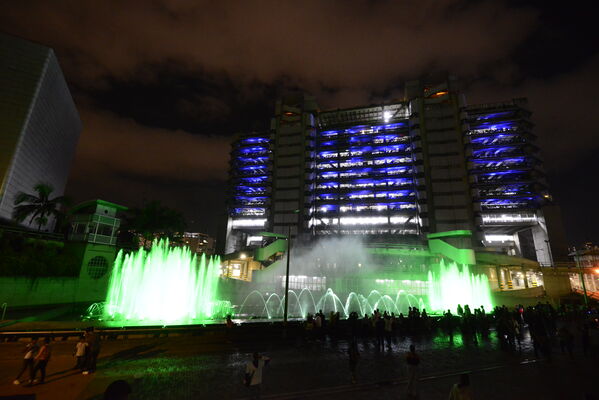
[121,200,186,243]
[0,230,79,277]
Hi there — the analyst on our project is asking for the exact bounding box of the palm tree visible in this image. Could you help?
[12,183,70,231]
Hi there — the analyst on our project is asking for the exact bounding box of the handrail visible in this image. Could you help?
[0,226,63,241]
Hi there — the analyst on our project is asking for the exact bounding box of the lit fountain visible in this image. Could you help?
[237,260,493,318]
[85,237,494,324]
[427,259,493,313]
[238,288,426,319]
[100,239,232,325]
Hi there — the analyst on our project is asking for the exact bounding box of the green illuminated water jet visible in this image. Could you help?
[104,239,231,324]
[427,259,493,313]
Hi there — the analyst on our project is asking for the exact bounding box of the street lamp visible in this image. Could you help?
[283,224,291,325]
[283,209,300,325]
[571,249,589,308]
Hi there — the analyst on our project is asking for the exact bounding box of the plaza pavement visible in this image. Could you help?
[0,328,596,399]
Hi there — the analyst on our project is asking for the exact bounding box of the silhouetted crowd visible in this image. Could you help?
[494,302,597,359]
[302,301,599,358]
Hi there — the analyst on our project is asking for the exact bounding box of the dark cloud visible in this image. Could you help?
[73,106,230,182]
[80,67,278,134]
[2,1,537,87]
[466,55,599,172]
[1,1,598,243]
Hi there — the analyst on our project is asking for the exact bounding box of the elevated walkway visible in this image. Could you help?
[367,243,430,258]
[254,238,287,262]
[475,251,539,269]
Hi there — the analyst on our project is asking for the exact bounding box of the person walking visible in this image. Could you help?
[348,340,360,384]
[405,344,420,399]
[13,337,39,385]
[245,352,270,399]
[31,337,52,385]
[73,335,88,370]
[448,373,473,400]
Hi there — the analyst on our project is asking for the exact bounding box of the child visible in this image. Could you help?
[74,336,88,370]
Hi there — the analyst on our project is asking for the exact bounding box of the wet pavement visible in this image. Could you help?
[0,326,597,399]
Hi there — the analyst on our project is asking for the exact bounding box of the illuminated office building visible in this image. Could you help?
[0,34,81,230]
[224,79,556,264]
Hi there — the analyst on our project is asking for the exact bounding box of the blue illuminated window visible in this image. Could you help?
[240,176,268,184]
[239,146,268,154]
[474,111,514,121]
[240,137,269,144]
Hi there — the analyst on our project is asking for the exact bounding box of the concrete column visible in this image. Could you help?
[523,268,529,289]
[506,268,513,290]
[495,266,503,291]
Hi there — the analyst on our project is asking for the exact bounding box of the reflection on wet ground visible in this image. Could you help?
[94,330,538,399]
[1,326,595,399]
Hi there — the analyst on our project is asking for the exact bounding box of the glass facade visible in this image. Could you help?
[229,134,271,226]
[309,120,419,236]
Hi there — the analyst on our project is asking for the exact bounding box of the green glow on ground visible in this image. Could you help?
[104,240,230,324]
[427,259,494,313]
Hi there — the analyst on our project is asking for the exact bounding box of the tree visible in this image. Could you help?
[12,183,70,231]
[124,200,186,242]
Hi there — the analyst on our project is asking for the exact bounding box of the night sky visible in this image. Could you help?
[2,1,598,245]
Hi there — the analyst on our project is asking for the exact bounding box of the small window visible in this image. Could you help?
[96,224,114,236]
[73,224,86,234]
[87,256,108,279]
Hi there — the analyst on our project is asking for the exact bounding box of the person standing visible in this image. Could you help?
[558,325,574,357]
[83,327,102,374]
[245,352,270,400]
[348,340,360,384]
[13,337,39,385]
[384,314,393,350]
[405,344,420,399]
[314,313,323,340]
[31,337,52,384]
[375,315,385,351]
[581,322,591,357]
[225,314,234,342]
[448,373,473,400]
[74,335,88,370]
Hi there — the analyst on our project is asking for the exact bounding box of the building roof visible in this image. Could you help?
[70,199,128,214]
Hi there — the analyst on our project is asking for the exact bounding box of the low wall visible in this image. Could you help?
[0,276,107,308]
[491,286,548,308]
[542,270,572,299]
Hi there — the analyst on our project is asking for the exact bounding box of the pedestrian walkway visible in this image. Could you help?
[0,328,595,399]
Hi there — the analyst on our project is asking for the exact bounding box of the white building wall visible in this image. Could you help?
[0,43,81,230]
